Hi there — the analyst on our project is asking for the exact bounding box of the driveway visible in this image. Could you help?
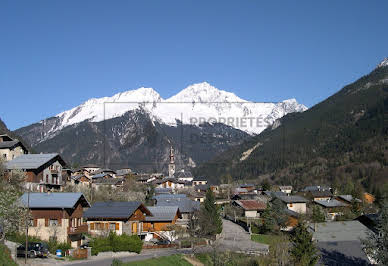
[215,219,269,255]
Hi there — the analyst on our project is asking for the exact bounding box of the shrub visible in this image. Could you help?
[90,232,143,255]
[0,244,17,266]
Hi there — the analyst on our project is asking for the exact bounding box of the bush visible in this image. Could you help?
[0,244,17,266]
[251,223,260,234]
[90,232,143,255]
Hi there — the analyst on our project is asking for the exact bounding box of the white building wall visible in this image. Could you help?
[287,203,306,214]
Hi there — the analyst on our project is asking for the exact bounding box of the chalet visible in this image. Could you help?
[152,194,187,205]
[6,153,67,192]
[92,177,124,190]
[233,200,266,218]
[83,201,151,237]
[194,184,210,193]
[193,194,205,203]
[71,174,91,186]
[93,168,117,178]
[192,177,207,186]
[284,209,300,231]
[239,184,256,193]
[308,190,333,201]
[136,174,155,184]
[81,164,100,173]
[156,197,200,227]
[19,192,90,248]
[278,186,292,195]
[336,195,362,205]
[275,195,308,214]
[313,199,349,220]
[115,168,132,176]
[154,178,185,190]
[0,134,28,161]
[143,206,182,241]
[176,171,194,182]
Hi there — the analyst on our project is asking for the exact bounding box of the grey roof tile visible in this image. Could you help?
[145,206,179,222]
[6,153,61,170]
[83,201,144,219]
[20,192,89,209]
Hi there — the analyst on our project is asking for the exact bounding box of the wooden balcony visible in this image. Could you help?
[68,224,88,235]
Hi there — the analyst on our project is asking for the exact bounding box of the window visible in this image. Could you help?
[109,223,116,231]
[2,154,6,159]
[46,175,49,183]
[49,219,58,226]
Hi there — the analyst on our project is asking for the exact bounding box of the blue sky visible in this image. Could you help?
[1,0,387,130]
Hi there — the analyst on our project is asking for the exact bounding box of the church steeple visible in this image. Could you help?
[168,146,175,177]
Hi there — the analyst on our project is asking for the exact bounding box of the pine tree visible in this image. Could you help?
[312,205,325,223]
[363,201,388,265]
[290,222,319,266]
[198,188,222,237]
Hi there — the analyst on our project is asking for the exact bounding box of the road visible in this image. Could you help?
[14,219,268,265]
[70,248,195,266]
[215,219,269,255]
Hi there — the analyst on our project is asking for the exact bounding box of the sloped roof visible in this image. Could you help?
[176,171,193,178]
[0,140,21,149]
[154,188,172,194]
[192,176,207,181]
[337,195,362,203]
[309,221,370,242]
[302,185,331,192]
[235,200,266,211]
[314,199,349,208]
[152,194,187,200]
[20,192,90,209]
[6,153,63,170]
[310,190,333,198]
[277,195,308,203]
[83,201,150,219]
[156,198,200,213]
[145,206,180,222]
[92,173,112,179]
[93,177,124,185]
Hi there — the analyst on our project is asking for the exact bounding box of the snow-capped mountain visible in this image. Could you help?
[14,82,306,171]
[44,82,307,141]
[377,57,388,68]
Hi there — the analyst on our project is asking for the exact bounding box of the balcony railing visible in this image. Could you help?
[68,224,88,235]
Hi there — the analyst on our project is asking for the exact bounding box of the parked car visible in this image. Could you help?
[156,239,171,245]
[17,242,49,258]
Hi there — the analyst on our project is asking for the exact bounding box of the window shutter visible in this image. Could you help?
[45,218,48,227]
[115,223,119,231]
[90,223,94,230]
[58,218,62,226]
[105,223,109,230]
[33,219,37,227]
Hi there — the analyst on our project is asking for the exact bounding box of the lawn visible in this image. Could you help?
[251,234,282,246]
[114,254,192,266]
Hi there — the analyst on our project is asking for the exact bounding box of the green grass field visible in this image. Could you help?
[115,254,192,266]
[251,234,282,246]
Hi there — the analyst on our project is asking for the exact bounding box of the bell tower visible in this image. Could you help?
[168,146,175,177]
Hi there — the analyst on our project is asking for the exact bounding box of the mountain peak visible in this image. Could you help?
[167,82,244,103]
[377,57,388,68]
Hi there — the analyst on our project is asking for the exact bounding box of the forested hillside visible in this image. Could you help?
[195,63,388,194]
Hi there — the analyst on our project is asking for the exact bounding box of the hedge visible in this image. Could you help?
[90,232,143,255]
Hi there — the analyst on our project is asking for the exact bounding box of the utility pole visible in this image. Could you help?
[25,187,30,264]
